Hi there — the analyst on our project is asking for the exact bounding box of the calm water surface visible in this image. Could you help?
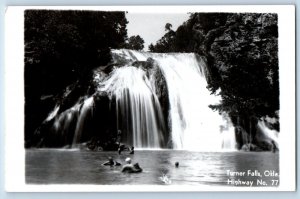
[26,149,279,186]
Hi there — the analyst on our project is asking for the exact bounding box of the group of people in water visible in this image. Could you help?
[102,156,143,173]
[101,130,141,173]
[118,144,134,155]
[102,156,178,174]
[101,130,182,174]
[102,130,179,173]
[116,130,135,155]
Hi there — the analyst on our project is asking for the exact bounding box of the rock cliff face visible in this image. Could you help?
[145,59,170,139]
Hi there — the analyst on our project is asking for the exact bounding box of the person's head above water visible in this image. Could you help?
[125,157,131,164]
[108,156,114,163]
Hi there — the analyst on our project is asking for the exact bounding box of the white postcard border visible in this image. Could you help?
[5,5,295,192]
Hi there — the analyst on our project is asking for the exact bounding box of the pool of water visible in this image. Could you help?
[26,149,279,186]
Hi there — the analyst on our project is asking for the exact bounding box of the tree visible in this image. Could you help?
[125,35,145,50]
[148,23,176,53]
[148,43,155,51]
[165,23,172,31]
[24,10,128,145]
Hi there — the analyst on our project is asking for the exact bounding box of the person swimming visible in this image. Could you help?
[129,146,134,154]
[102,156,121,166]
[121,157,142,173]
[118,144,126,155]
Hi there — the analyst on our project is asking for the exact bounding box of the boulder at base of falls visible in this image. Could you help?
[240,141,279,152]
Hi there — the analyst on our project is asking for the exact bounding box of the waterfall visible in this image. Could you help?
[38,49,237,151]
[97,66,165,148]
[111,49,237,151]
[45,105,60,122]
[47,97,94,147]
[257,119,279,147]
[220,113,237,150]
[72,97,94,145]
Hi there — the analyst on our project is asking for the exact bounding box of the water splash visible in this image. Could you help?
[159,173,172,184]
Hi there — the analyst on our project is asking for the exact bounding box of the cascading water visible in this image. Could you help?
[45,105,60,122]
[39,49,237,151]
[43,97,94,147]
[257,119,279,147]
[72,97,94,145]
[220,113,237,151]
[111,49,237,151]
[97,66,165,148]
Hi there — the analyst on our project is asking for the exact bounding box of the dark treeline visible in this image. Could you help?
[24,10,128,144]
[150,13,279,149]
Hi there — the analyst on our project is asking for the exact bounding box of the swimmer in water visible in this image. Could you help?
[129,146,134,154]
[121,157,142,173]
[102,156,121,166]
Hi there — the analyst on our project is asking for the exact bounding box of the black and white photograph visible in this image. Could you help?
[4,6,295,191]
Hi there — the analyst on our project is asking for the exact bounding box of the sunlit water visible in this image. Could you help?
[26,149,279,186]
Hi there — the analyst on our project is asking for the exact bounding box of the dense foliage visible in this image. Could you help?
[150,13,279,148]
[124,35,145,50]
[24,10,128,144]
